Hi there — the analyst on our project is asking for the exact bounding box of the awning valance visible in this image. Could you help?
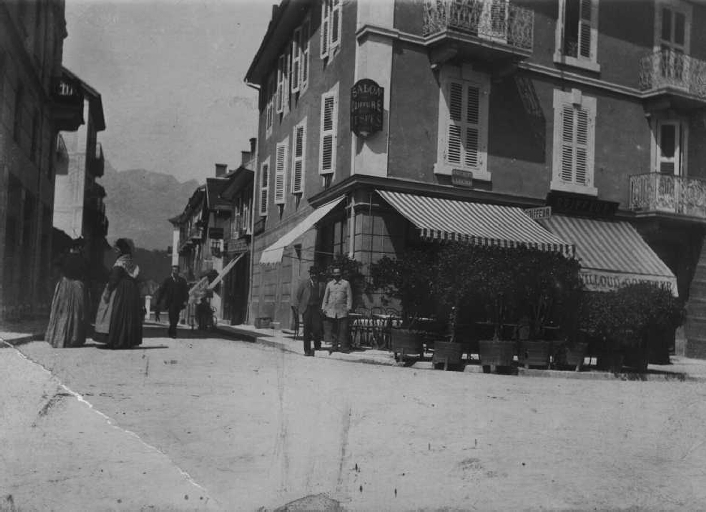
[259,196,345,265]
[377,190,574,256]
[208,253,245,290]
[540,215,678,295]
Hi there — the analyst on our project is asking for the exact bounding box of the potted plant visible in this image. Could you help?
[432,307,464,370]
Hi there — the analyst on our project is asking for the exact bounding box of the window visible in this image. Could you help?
[434,66,490,181]
[274,139,289,205]
[320,0,341,60]
[551,88,597,195]
[292,120,306,194]
[555,0,600,72]
[259,158,270,216]
[291,28,301,95]
[319,84,338,175]
[300,18,310,92]
[653,119,687,176]
[276,54,287,114]
[655,1,692,85]
[266,72,275,138]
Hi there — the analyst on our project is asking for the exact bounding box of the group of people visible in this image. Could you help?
[292,266,353,357]
[46,238,144,349]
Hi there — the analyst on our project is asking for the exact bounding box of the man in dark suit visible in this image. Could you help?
[156,265,189,338]
[292,266,324,356]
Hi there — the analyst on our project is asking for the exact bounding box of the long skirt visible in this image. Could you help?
[45,277,88,348]
[105,277,143,349]
[94,284,115,338]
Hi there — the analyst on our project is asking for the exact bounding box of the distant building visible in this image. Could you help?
[0,1,82,321]
[245,0,706,357]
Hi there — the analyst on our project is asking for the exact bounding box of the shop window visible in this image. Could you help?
[554,0,600,72]
[551,88,597,195]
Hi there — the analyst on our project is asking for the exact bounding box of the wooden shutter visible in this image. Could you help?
[320,92,337,174]
[320,0,330,59]
[446,80,481,169]
[560,103,590,185]
[276,54,284,114]
[578,0,592,59]
[266,73,275,131]
[291,28,301,94]
[274,142,288,204]
[330,0,341,51]
[292,124,306,193]
[260,163,269,215]
[301,19,310,88]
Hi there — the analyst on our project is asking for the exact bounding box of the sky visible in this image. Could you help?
[62,0,274,184]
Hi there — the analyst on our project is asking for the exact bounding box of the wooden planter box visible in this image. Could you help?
[432,340,463,370]
[519,341,552,369]
[478,340,516,371]
[391,329,425,363]
[554,342,588,371]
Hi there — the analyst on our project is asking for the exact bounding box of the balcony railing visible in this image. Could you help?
[630,173,706,219]
[423,0,533,52]
[639,49,706,100]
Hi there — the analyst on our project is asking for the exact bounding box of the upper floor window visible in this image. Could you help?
[291,17,310,95]
[292,119,307,194]
[555,0,600,72]
[259,158,270,216]
[652,118,688,176]
[266,72,275,138]
[551,88,597,196]
[274,138,289,205]
[320,0,341,61]
[319,84,339,175]
[654,1,692,84]
[276,52,289,115]
[434,66,490,181]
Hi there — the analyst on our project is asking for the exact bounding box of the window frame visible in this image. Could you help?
[320,0,341,62]
[551,88,598,196]
[434,65,491,182]
[654,0,692,55]
[554,0,601,73]
[651,117,688,177]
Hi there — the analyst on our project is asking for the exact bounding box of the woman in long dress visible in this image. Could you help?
[94,238,143,349]
[45,241,89,348]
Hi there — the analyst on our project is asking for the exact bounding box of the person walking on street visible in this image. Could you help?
[155,265,189,338]
[322,267,352,354]
[292,266,324,356]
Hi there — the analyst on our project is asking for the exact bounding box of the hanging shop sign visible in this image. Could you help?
[451,169,473,187]
[547,192,618,218]
[350,79,384,138]
[524,206,552,220]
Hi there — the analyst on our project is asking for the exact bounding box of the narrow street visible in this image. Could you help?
[3,326,706,511]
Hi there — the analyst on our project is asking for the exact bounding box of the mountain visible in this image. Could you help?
[100,161,200,251]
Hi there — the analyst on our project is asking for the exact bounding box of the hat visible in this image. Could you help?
[308,266,319,274]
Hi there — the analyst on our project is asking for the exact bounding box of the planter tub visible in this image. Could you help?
[432,340,463,370]
[478,340,516,372]
[519,341,552,369]
[391,330,425,363]
[554,342,588,371]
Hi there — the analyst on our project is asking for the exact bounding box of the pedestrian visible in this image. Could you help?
[322,267,352,354]
[292,266,324,356]
[94,238,143,349]
[155,265,189,338]
[45,239,90,348]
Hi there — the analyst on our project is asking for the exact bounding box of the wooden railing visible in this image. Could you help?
[423,0,533,52]
[639,49,706,99]
[630,173,706,219]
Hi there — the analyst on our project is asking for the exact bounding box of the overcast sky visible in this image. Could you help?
[63,0,273,184]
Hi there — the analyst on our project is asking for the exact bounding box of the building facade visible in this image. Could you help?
[246,0,706,357]
[0,0,80,321]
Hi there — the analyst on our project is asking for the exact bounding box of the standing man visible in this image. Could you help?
[155,265,189,338]
[292,266,324,356]
[322,267,353,354]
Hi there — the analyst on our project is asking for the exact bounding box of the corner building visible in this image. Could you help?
[246,0,706,357]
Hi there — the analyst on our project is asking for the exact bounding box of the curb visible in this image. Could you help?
[0,332,44,347]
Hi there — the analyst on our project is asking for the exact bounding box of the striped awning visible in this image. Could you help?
[259,196,345,265]
[541,215,678,295]
[377,190,574,256]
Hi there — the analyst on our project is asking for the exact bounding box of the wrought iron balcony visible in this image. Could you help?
[50,75,84,131]
[639,50,706,107]
[630,173,706,220]
[423,0,533,59]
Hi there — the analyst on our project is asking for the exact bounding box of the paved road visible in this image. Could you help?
[3,326,706,511]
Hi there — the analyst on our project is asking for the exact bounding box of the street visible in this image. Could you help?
[3,326,706,511]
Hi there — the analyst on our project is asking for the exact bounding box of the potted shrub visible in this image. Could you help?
[432,307,464,370]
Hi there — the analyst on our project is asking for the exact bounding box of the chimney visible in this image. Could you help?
[240,151,251,167]
[215,163,227,177]
[271,5,278,19]
[249,137,257,155]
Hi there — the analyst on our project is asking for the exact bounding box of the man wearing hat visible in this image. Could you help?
[322,267,353,354]
[292,266,324,356]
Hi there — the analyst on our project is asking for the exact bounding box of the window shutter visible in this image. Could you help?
[330,0,341,51]
[560,104,575,182]
[559,102,590,185]
[445,81,481,169]
[464,85,480,168]
[275,142,288,204]
[291,28,301,94]
[578,0,592,59]
[266,73,275,131]
[276,55,284,114]
[575,108,589,184]
[301,19,310,88]
[446,81,463,165]
[260,163,269,215]
[320,93,337,174]
[320,0,330,59]
[292,124,305,193]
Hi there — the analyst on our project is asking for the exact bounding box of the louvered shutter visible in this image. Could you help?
[292,124,305,193]
[320,0,330,59]
[301,19,310,88]
[276,55,284,114]
[446,81,481,169]
[330,0,341,51]
[320,93,337,174]
[266,73,275,131]
[291,28,301,94]
[275,142,288,204]
[578,0,592,59]
[260,163,269,215]
[560,103,590,185]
